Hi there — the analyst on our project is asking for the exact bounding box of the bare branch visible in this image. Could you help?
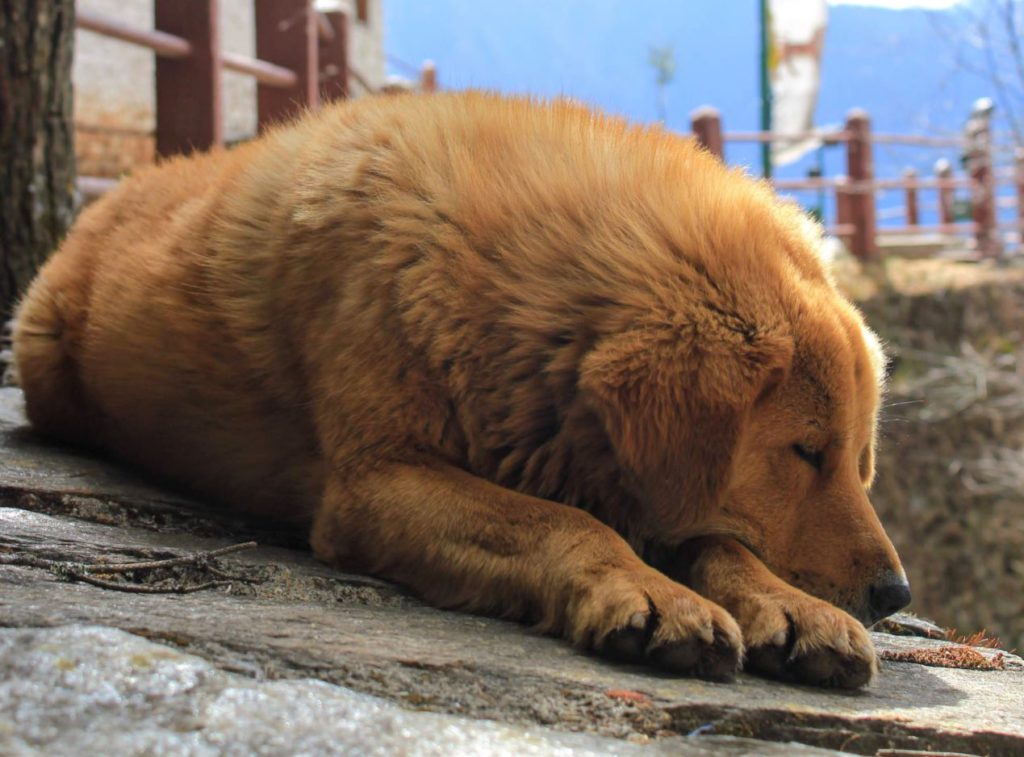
[0,540,260,594]
[69,573,235,594]
[932,0,1024,145]
[73,541,258,573]
[976,9,1024,143]
[1000,0,1024,109]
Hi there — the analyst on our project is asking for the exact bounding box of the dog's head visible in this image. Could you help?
[580,212,908,627]
[710,299,910,628]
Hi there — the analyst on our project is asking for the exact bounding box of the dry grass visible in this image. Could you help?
[880,646,1006,671]
[945,629,1005,650]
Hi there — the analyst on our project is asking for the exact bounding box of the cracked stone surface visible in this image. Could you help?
[1,387,1022,755]
[3,625,836,757]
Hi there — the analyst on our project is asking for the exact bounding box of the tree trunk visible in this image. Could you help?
[0,0,76,316]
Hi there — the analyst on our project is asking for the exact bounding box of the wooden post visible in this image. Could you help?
[690,106,724,160]
[1016,148,1024,246]
[154,0,222,156]
[903,167,919,227]
[965,104,1001,257]
[936,158,954,225]
[256,0,319,131]
[835,175,852,241]
[845,109,876,260]
[319,11,349,102]
[420,60,437,92]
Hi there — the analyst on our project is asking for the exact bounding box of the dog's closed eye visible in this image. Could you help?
[792,444,824,471]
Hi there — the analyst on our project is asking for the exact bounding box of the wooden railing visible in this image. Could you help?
[690,106,1015,260]
[75,0,437,197]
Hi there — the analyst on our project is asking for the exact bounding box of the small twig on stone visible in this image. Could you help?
[70,572,235,594]
[0,541,259,594]
[71,541,258,574]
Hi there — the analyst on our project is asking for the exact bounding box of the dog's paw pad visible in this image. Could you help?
[788,645,874,689]
[648,629,741,681]
[589,576,742,681]
[647,636,703,672]
[741,600,877,689]
[601,612,650,662]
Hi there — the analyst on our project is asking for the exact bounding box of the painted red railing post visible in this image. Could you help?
[319,11,349,102]
[845,109,876,259]
[1016,148,1024,245]
[154,0,222,156]
[420,60,438,92]
[903,167,919,227]
[935,158,954,226]
[255,0,319,131]
[965,104,1001,256]
[690,106,724,160]
[834,175,852,241]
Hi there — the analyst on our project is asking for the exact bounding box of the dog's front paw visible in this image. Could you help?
[735,589,876,688]
[566,565,743,681]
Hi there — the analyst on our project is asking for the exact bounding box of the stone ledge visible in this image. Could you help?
[0,387,1021,755]
[10,624,836,756]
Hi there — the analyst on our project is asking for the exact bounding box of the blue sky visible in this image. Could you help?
[829,0,959,6]
[384,0,994,225]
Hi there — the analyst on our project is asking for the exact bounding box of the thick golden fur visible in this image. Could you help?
[15,92,908,688]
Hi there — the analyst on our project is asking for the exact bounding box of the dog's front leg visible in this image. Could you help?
[311,461,741,679]
[673,536,877,689]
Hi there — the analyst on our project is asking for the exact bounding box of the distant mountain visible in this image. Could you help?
[383,1,996,223]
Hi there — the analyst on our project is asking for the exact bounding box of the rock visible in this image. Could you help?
[876,613,946,640]
[1,387,1023,755]
[2,625,836,756]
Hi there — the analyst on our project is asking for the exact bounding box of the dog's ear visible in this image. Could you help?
[579,312,792,512]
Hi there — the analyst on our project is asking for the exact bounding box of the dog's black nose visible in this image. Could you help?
[868,572,912,623]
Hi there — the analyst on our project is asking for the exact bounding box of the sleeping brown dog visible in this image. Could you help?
[14,92,909,688]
